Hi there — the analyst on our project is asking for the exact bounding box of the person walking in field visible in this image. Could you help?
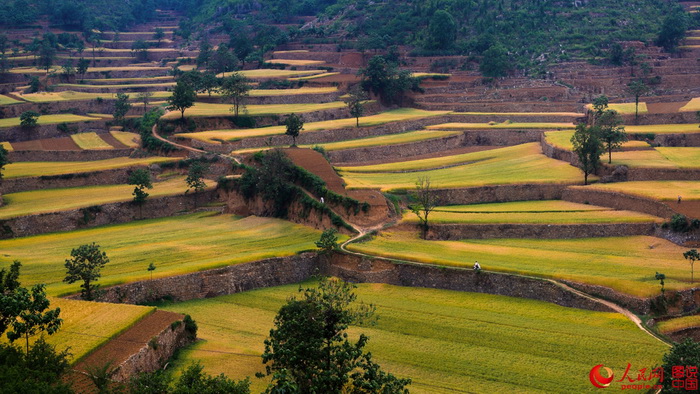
[678,195,682,204]
[473,261,481,271]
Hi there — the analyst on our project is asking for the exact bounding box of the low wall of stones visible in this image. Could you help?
[0,100,118,118]
[654,133,700,147]
[0,120,109,142]
[625,167,700,182]
[432,184,569,205]
[622,111,698,125]
[111,316,192,382]
[561,281,650,314]
[0,191,216,239]
[328,134,465,163]
[562,188,677,219]
[8,148,134,162]
[540,136,577,165]
[416,222,658,240]
[197,92,340,105]
[1,167,133,194]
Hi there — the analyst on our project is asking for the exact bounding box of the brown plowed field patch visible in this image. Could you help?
[12,137,81,151]
[672,201,700,220]
[334,145,502,167]
[647,102,687,114]
[99,133,130,149]
[67,310,183,393]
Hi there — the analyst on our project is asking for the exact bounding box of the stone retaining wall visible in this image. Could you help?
[432,184,569,205]
[561,280,650,314]
[562,187,677,219]
[328,134,465,163]
[0,191,216,239]
[111,316,192,382]
[8,148,134,162]
[1,168,132,194]
[418,222,658,240]
[0,120,109,142]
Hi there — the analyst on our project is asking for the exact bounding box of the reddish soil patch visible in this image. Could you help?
[646,102,687,114]
[67,310,183,393]
[335,145,502,166]
[12,137,81,151]
[309,74,361,84]
[99,133,130,149]
[284,147,389,227]
[672,200,700,220]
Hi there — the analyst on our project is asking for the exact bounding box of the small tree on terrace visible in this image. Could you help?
[315,228,339,254]
[591,95,609,118]
[128,168,152,218]
[186,162,209,208]
[684,249,700,284]
[136,91,153,113]
[285,113,304,146]
[344,85,368,127]
[661,339,700,394]
[410,176,438,239]
[200,72,220,97]
[220,72,251,117]
[20,111,40,128]
[0,144,10,186]
[596,109,627,164]
[63,243,109,301]
[113,93,131,125]
[571,124,603,185]
[77,57,90,81]
[167,81,196,121]
[626,80,649,122]
[153,27,165,46]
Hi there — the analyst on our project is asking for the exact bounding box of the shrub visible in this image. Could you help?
[670,214,690,232]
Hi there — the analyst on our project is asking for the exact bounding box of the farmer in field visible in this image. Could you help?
[473,261,481,271]
[678,195,682,204]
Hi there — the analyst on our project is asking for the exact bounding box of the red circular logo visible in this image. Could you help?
[589,364,615,388]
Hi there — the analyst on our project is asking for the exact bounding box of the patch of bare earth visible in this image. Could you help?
[12,137,81,151]
[99,133,131,149]
[334,145,501,166]
[646,102,687,114]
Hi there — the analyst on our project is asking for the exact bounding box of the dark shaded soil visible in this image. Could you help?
[12,137,81,151]
[99,133,131,149]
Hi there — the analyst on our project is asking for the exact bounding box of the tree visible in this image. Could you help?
[0,338,72,393]
[655,272,666,297]
[592,95,609,117]
[167,81,196,120]
[479,44,511,78]
[571,124,603,185]
[88,34,101,67]
[210,43,239,74]
[128,168,152,218]
[131,40,150,62]
[358,55,422,105]
[153,27,165,46]
[656,12,688,52]
[285,113,304,146]
[186,162,209,208]
[661,338,700,394]
[426,10,456,50]
[38,40,56,73]
[596,109,627,164]
[344,85,368,127]
[147,262,156,280]
[684,249,700,284]
[129,362,250,394]
[220,72,251,117]
[200,72,220,97]
[60,61,75,81]
[259,278,410,393]
[113,93,131,124]
[77,57,90,81]
[315,229,339,254]
[627,80,649,122]
[196,40,212,68]
[136,91,153,113]
[20,111,40,128]
[0,144,10,186]
[410,176,438,239]
[63,243,110,301]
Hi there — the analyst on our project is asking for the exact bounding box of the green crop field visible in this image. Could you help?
[0,176,210,220]
[582,181,700,201]
[626,124,700,134]
[656,315,700,334]
[42,298,154,363]
[426,122,576,130]
[177,108,450,143]
[71,132,114,150]
[0,95,22,105]
[0,213,327,296]
[3,156,177,179]
[545,130,650,150]
[656,147,700,168]
[161,281,666,393]
[401,200,661,224]
[0,114,100,128]
[218,69,326,79]
[607,148,700,168]
[585,102,647,115]
[110,131,140,147]
[233,129,462,154]
[348,233,692,297]
[160,101,346,120]
[337,143,586,191]
[265,59,325,66]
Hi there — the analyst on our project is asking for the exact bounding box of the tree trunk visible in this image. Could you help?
[356,116,359,127]
[584,172,588,186]
[609,147,612,164]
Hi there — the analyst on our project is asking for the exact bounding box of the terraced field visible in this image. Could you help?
[347,233,690,297]
[0,176,210,219]
[545,130,650,150]
[656,315,700,334]
[160,101,347,120]
[337,143,587,191]
[0,213,326,296]
[161,282,667,393]
[219,69,327,79]
[583,181,700,201]
[3,157,178,178]
[401,201,662,224]
[426,122,576,130]
[177,108,450,143]
[626,124,700,134]
[0,95,21,105]
[0,114,102,128]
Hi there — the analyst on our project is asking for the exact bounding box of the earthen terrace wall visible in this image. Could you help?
[419,222,658,240]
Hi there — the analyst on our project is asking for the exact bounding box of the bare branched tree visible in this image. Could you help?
[409,176,438,239]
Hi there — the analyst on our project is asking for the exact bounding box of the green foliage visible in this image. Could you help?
[670,214,690,233]
[113,93,131,125]
[684,249,700,284]
[285,113,304,146]
[128,168,153,217]
[186,162,209,207]
[479,44,511,78]
[183,314,198,340]
[259,278,410,393]
[0,144,10,183]
[409,176,438,239]
[77,57,90,80]
[220,72,251,117]
[571,124,603,185]
[63,242,109,301]
[626,80,650,120]
[655,271,666,296]
[596,109,627,164]
[661,339,700,393]
[0,339,71,393]
[174,363,250,394]
[344,85,368,127]
[425,10,456,50]
[210,43,239,74]
[656,11,689,52]
[167,81,197,120]
[315,229,339,254]
[20,111,40,128]
[359,55,422,105]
